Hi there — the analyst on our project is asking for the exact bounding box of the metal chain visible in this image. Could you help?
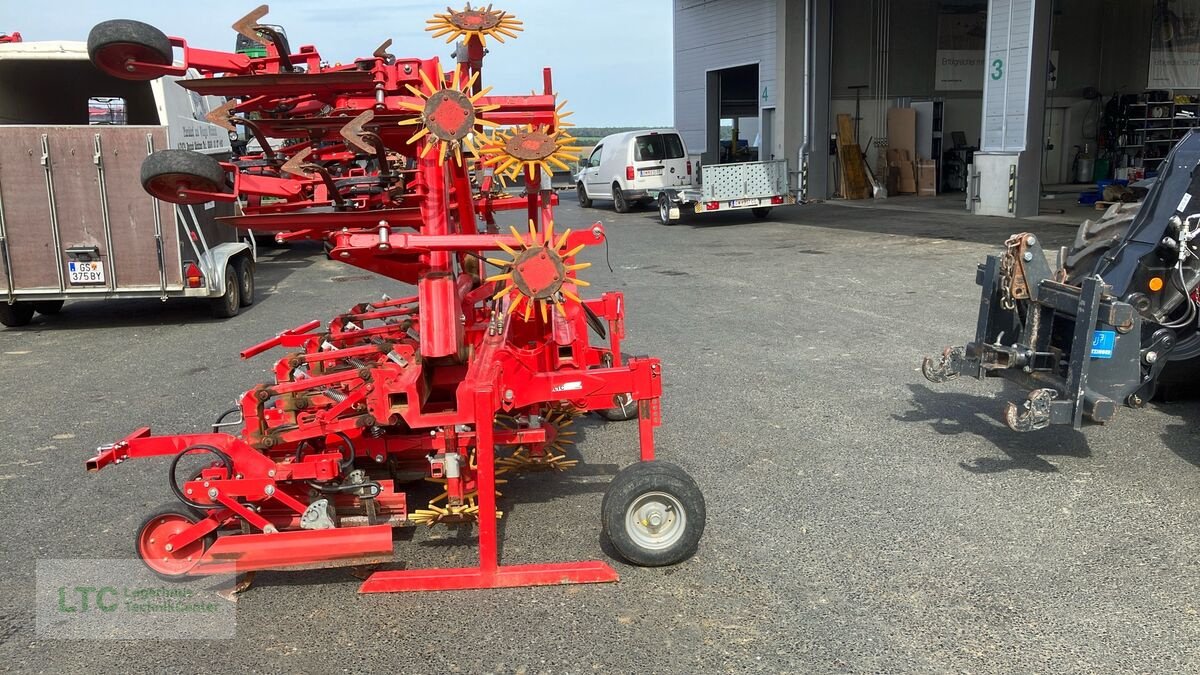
[998,234,1023,310]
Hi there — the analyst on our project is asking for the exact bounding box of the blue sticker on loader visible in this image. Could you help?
[1090,330,1115,359]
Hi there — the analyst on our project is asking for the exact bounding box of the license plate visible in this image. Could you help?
[68,260,105,284]
[639,168,663,177]
[729,198,758,208]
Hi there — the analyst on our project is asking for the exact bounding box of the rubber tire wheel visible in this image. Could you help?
[235,257,255,307]
[599,393,638,421]
[751,207,772,219]
[612,184,631,213]
[209,264,241,319]
[135,503,216,581]
[87,19,173,81]
[577,182,593,208]
[141,149,227,205]
[33,300,64,315]
[658,194,676,225]
[601,461,706,567]
[0,303,34,327]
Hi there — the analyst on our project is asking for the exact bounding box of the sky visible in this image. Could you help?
[3,0,674,127]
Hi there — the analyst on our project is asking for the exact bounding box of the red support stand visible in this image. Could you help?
[359,386,619,593]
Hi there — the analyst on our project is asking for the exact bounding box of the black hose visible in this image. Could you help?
[170,444,234,510]
[211,407,241,433]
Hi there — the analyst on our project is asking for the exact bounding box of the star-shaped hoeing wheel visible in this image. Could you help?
[471,103,581,181]
[495,407,581,474]
[486,219,590,322]
[426,3,524,47]
[398,62,499,166]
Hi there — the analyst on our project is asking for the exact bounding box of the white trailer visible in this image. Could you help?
[0,40,255,327]
[651,158,798,225]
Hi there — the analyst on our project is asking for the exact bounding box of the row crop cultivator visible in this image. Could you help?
[84,4,704,592]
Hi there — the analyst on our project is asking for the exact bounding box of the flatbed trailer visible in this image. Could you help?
[651,158,798,225]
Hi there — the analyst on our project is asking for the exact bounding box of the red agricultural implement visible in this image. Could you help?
[84,4,704,592]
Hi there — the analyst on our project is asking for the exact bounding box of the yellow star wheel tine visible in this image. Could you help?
[444,33,460,44]
[507,295,524,316]
[544,218,554,246]
[454,143,463,166]
[491,32,507,44]
[485,257,511,267]
[537,160,554,176]
[477,118,501,128]
[475,104,502,113]
[509,225,528,248]
[565,262,591,272]
[539,299,549,323]
[464,71,481,93]
[451,67,460,91]
[496,240,518,257]
[484,272,512,283]
[570,278,591,288]
[495,157,520,176]
[405,126,431,145]
[563,243,586,259]
[397,117,424,126]
[398,101,426,112]
[553,297,567,317]
[523,296,534,321]
[430,27,456,38]
[435,61,445,89]
[527,218,539,240]
[419,140,435,158]
[404,83,426,98]
[495,26,520,39]
[554,229,571,250]
[491,283,514,300]
[548,156,572,172]
[418,69,436,94]
[562,288,581,303]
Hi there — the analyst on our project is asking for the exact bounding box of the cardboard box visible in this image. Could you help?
[887,147,917,194]
[887,107,917,161]
[917,159,937,196]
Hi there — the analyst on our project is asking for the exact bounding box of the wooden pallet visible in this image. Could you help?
[836,114,873,200]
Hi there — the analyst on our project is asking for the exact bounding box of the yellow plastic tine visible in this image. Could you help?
[405,126,431,145]
[539,298,549,323]
[561,289,581,303]
[509,225,527,248]
[491,284,514,300]
[565,262,591,272]
[571,278,591,287]
[554,228,571,250]
[484,272,512,283]
[496,240,519,257]
[563,244,586,259]
[485,257,511,267]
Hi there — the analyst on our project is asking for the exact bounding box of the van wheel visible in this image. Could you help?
[33,300,65,315]
[209,264,241,319]
[235,257,255,307]
[141,150,227,205]
[0,303,34,328]
[87,19,173,81]
[577,182,593,208]
[612,184,631,213]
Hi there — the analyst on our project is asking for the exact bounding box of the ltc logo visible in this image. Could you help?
[57,586,120,613]
[1090,330,1116,359]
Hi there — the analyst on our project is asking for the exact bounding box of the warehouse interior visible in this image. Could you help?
[675,0,1196,219]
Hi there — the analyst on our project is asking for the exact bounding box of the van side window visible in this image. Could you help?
[634,134,684,161]
[588,145,603,167]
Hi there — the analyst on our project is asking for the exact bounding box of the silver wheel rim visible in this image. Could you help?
[659,198,668,223]
[624,491,686,550]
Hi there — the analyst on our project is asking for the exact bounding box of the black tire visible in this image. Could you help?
[134,503,216,581]
[601,461,705,567]
[235,256,255,307]
[599,393,638,422]
[209,264,241,319]
[658,193,676,225]
[1063,202,1139,284]
[612,183,631,213]
[141,149,227,205]
[32,300,64,315]
[751,207,772,219]
[577,182,593,208]
[0,303,34,328]
[87,19,173,81]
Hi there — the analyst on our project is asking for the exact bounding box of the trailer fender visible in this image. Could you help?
[199,242,252,296]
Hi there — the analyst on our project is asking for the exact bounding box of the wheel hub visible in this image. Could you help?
[625,491,686,550]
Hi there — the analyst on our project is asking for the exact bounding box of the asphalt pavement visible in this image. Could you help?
[1,196,1198,672]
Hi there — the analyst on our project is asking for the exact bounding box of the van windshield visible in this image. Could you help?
[634,133,684,161]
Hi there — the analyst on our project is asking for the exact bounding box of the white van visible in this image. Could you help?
[575,129,695,213]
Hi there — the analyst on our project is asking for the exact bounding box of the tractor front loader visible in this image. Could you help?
[923,132,1200,432]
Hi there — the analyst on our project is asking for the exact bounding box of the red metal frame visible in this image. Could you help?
[86,8,664,592]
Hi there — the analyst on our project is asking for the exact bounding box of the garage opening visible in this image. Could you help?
[706,63,759,164]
